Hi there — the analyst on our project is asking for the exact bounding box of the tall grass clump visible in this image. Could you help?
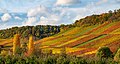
[13,34,20,55]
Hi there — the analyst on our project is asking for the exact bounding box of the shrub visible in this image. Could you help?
[95,46,113,58]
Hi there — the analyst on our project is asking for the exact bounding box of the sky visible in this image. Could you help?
[0,0,120,29]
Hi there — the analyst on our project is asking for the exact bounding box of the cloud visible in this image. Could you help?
[24,17,37,25]
[25,5,51,25]
[115,0,120,3]
[96,0,108,5]
[55,0,81,6]
[30,6,87,25]
[14,16,22,20]
[37,14,60,25]
[1,13,11,22]
[27,5,48,17]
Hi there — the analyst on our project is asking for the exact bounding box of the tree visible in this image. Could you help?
[13,34,21,55]
[28,36,34,56]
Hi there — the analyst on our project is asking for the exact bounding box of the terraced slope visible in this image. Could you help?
[36,25,99,46]
[1,21,120,56]
[34,21,120,56]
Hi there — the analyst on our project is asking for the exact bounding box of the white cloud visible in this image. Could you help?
[38,16,48,25]
[25,5,50,25]
[37,14,60,25]
[24,17,37,25]
[14,16,22,20]
[27,5,48,17]
[55,0,81,6]
[1,13,11,22]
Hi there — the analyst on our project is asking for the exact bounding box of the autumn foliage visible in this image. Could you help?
[28,36,34,55]
[13,34,20,55]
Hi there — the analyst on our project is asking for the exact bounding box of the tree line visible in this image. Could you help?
[74,9,120,26]
[60,9,120,31]
[0,25,60,39]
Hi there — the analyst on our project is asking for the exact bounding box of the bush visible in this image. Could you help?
[0,54,119,64]
[95,46,113,58]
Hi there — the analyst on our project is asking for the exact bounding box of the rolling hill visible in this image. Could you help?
[33,21,120,56]
[0,9,120,57]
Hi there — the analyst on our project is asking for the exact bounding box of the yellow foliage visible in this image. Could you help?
[51,48,85,54]
[0,50,8,56]
[28,36,34,55]
[13,34,20,55]
[78,50,97,57]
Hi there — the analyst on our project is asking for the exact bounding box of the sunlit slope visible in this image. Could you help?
[35,21,120,56]
[36,21,120,47]
[1,21,120,56]
[35,25,99,46]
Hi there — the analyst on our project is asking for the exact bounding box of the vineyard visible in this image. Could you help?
[0,9,120,63]
[0,21,120,57]
[34,21,120,56]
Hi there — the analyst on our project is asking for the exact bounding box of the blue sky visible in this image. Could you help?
[0,0,120,29]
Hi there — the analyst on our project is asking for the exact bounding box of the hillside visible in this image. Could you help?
[0,9,120,57]
[34,9,120,56]
[34,21,120,56]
